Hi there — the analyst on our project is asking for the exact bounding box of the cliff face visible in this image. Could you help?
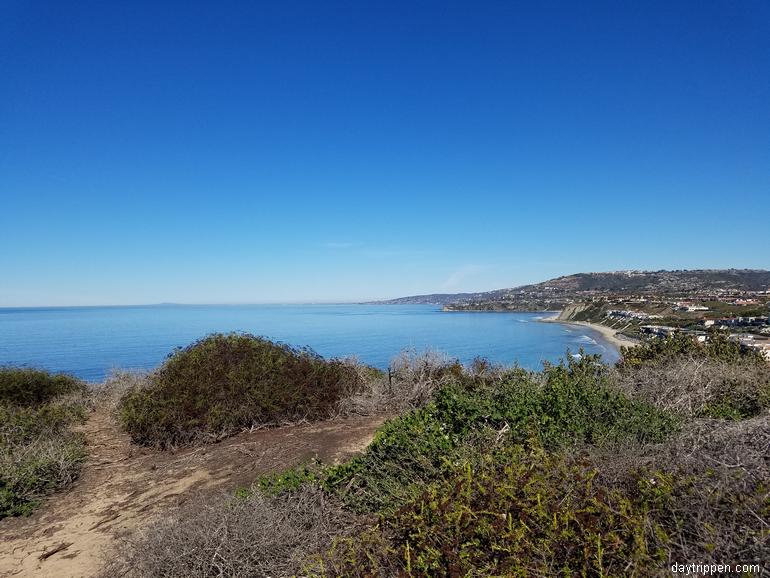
[557,303,590,321]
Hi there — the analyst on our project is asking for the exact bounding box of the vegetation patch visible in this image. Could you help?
[0,367,85,406]
[313,447,674,576]
[323,354,677,513]
[617,333,770,419]
[101,484,362,578]
[619,331,766,367]
[118,333,363,448]
[106,336,770,576]
[593,413,770,570]
[0,367,88,518]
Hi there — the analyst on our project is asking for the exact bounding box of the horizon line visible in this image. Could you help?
[0,300,384,309]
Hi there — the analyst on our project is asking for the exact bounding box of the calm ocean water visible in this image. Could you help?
[0,304,618,382]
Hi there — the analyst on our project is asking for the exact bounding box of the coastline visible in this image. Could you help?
[540,313,639,352]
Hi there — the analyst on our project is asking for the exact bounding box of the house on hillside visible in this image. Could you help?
[639,325,678,338]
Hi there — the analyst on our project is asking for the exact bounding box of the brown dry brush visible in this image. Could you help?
[613,356,770,419]
[339,350,512,417]
[594,414,770,571]
[101,485,364,578]
[92,369,153,412]
[338,350,464,416]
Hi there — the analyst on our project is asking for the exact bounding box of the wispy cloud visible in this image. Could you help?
[323,241,356,249]
[361,248,433,259]
[441,264,487,291]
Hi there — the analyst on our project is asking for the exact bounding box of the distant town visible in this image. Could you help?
[376,269,770,359]
[561,292,770,359]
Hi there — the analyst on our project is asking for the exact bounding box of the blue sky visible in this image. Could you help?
[1,1,769,306]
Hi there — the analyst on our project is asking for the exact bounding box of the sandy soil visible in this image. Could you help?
[565,320,639,350]
[0,409,386,578]
[540,315,639,351]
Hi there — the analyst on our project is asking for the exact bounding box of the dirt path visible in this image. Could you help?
[0,409,386,578]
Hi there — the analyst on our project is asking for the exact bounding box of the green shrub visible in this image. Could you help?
[619,332,764,368]
[0,368,89,519]
[256,460,323,495]
[0,432,87,517]
[324,354,677,514]
[0,367,85,406]
[440,354,678,448]
[0,400,87,446]
[118,333,362,448]
[312,447,673,577]
[316,444,769,577]
[323,408,458,513]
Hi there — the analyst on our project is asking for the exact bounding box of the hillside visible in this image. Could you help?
[366,290,506,306]
[525,269,770,293]
[375,269,770,311]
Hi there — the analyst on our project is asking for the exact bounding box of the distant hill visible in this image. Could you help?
[373,269,770,310]
[367,291,505,306]
[522,269,770,293]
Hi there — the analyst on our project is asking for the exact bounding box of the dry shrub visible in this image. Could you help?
[652,414,769,489]
[388,349,462,405]
[91,369,152,411]
[614,356,770,419]
[339,349,503,416]
[102,485,362,578]
[339,350,459,416]
[595,414,770,569]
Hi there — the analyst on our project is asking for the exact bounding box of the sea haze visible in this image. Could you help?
[0,304,619,382]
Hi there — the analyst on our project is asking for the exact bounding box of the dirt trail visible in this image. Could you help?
[0,409,385,578]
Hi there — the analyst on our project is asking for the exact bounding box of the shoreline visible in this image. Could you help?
[540,314,639,352]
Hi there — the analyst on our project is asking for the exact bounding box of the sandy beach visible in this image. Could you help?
[540,313,639,352]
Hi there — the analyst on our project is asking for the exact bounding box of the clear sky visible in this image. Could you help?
[2,1,769,306]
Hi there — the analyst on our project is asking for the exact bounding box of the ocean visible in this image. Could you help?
[0,304,619,382]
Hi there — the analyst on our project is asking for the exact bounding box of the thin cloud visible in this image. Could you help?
[360,248,433,259]
[441,265,487,291]
[323,241,356,249]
